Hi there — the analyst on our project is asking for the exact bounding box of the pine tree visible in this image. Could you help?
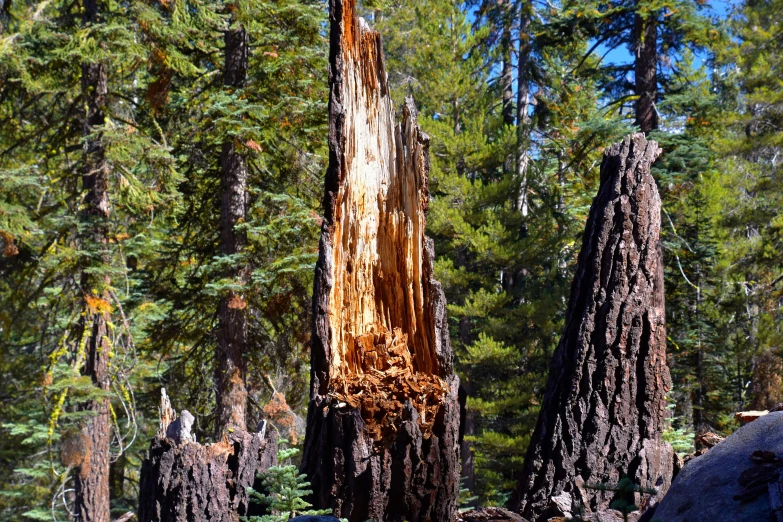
[142,0,327,439]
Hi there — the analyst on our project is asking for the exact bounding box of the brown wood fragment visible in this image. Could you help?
[736,410,769,425]
[300,1,460,520]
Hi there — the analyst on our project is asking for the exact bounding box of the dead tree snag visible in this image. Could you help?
[300,2,460,521]
[510,134,673,521]
[138,390,277,522]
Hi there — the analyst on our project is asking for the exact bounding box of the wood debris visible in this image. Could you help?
[329,325,446,442]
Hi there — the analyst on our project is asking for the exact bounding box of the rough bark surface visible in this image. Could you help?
[216,22,250,434]
[138,393,277,522]
[634,7,658,133]
[74,1,111,518]
[510,134,673,522]
[300,2,460,520]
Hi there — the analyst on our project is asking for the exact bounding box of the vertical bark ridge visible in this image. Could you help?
[216,23,250,434]
[301,2,460,520]
[511,134,673,522]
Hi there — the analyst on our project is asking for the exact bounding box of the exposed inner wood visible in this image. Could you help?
[323,8,445,442]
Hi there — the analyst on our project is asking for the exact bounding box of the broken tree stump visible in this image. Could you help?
[138,389,277,522]
[299,1,460,521]
[510,134,673,522]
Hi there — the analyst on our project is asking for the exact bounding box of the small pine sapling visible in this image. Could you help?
[244,442,332,522]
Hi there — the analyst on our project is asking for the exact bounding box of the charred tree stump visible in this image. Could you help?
[510,134,673,521]
[300,2,460,521]
[138,390,277,522]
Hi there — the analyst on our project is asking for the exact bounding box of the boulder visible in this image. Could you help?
[653,411,783,522]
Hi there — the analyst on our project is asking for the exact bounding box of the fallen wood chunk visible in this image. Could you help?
[736,410,769,425]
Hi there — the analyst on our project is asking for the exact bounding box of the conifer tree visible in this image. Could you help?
[142,0,327,438]
[216,15,250,435]
[0,0,173,517]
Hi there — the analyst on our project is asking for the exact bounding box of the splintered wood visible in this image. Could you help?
[330,326,446,441]
[321,7,445,443]
[302,2,461,518]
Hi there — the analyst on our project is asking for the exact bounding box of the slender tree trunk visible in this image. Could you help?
[515,2,531,217]
[511,134,673,522]
[634,4,658,133]
[215,22,250,435]
[501,10,514,129]
[459,379,477,494]
[749,349,783,410]
[300,3,460,520]
[501,3,515,178]
[74,2,111,519]
[109,453,126,501]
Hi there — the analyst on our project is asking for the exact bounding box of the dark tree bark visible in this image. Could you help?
[138,391,277,522]
[300,2,460,520]
[634,5,658,133]
[510,134,673,522]
[216,22,250,434]
[74,1,111,519]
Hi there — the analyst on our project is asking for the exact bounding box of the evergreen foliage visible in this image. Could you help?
[244,442,331,522]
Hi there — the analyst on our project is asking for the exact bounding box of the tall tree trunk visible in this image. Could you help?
[634,5,658,133]
[215,22,250,435]
[749,349,783,410]
[501,4,515,177]
[515,2,531,217]
[459,380,477,494]
[75,1,111,519]
[501,9,514,129]
[109,453,126,501]
[300,2,460,520]
[511,134,673,522]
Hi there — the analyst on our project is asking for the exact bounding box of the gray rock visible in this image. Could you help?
[165,410,194,444]
[654,411,783,521]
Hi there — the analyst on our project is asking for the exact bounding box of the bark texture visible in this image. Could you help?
[634,6,658,133]
[74,1,111,519]
[216,23,250,434]
[510,134,673,522]
[300,2,460,520]
[138,392,277,522]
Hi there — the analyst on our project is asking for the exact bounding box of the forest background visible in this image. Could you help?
[0,0,781,518]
